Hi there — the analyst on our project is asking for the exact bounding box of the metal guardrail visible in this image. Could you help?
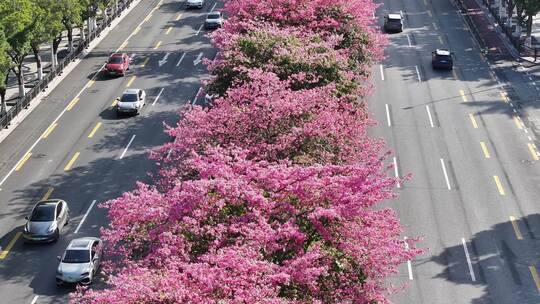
[0,0,134,129]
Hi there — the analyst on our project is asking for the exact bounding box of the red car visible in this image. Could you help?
[105,53,130,76]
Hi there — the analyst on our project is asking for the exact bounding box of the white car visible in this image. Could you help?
[204,11,223,30]
[186,0,205,9]
[56,237,103,285]
[117,89,146,116]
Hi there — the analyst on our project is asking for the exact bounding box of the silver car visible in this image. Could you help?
[186,0,205,8]
[116,88,146,116]
[204,11,223,30]
[56,237,103,285]
[23,200,70,243]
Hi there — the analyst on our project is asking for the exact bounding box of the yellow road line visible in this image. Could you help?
[133,26,141,36]
[141,57,150,67]
[528,143,539,161]
[42,187,54,201]
[459,90,468,102]
[153,41,162,50]
[500,91,509,103]
[88,122,102,139]
[15,153,32,171]
[126,76,136,87]
[165,27,172,35]
[530,266,540,293]
[64,152,80,171]
[66,97,80,111]
[144,14,152,22]
[111,98,119,107]
[513,116,523,129]
[493,175,505,196]
[119,41,128,50]
[509,216,523,240]
[469,114,478,128]
[480,142,490,158]
[41,123,58,139]
[87,80,95,89]
[175,13,182,21]
[0,232,22,260]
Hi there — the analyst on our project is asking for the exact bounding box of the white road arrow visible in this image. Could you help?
[193,52,203,66]
[158,52,170,67]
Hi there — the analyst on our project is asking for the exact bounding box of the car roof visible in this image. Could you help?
[208,11,221,15]
[110,53,124,57]
[67,237,100,250]
[387,14,402,20]
[35,199,61,207]
[435,49,451,56]
[123,89,140,94]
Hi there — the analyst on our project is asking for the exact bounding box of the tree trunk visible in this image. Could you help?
[67,27,73,53]
[79,25,85,43]
[16,62,25,98]
[52,36,62,68]
[32,44,43,80]
[526,14,533,37]
[0,86,6,115]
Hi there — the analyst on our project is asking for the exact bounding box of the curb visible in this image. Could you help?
[0,0,142,145]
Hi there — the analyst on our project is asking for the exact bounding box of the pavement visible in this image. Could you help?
[375,0,540,303]
[0,0,218,303]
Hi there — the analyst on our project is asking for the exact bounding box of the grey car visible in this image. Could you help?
[23,200,70,243]
[204,11,223,30]
[56,237,103,285]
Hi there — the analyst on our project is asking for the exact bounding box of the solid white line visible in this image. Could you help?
[176,52,186,67]
[30,296,38,304]
[404,237,413,280]
[152,88,164,106]
[192,87,202,105]
[120,135,136,159]
[440,158,451,190]
[426,105,434,127]
[407,34,412,47]
[461,237,476,282]
[393,157,401,188]
[195,24,204,35]
[379,64,385,81]
[0,0,163,187]
[415,65,421,82]
[166,148,173,159]
[74,200,97,234]
[385,104,392,127]
[210,2,217,12]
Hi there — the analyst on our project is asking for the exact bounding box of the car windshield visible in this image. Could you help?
[30,205,55,222]
[207,13,220,19]
[121,94,138,103]
[62,250,90,263]
[436,54,452,61]
[108,56,123,64]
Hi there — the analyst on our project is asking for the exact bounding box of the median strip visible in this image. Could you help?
[469,113,478,128]
[459,90,468,102]
[513,116,524,129]
[64,152,81,171]
[529,266,540,293]
[126,76,136,87]
[528,143,539,161]
[0,232,22,260]
[480,142,490,158]
[42,187,54,201]
[66,97,80,111]
[509,216,523,240]
[154,41,162,50]
[165,27,172,35]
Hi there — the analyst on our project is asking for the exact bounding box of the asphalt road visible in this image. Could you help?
[374,0,540,303]
[0,0,218,303]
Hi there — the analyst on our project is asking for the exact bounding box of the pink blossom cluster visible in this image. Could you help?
[72,0,420,303]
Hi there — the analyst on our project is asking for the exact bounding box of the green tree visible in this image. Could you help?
[58,0,84,54]
[29,0,63,80]
[0,29,12,114]
[0,0,35,99]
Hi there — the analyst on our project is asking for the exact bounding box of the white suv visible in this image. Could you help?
[186,0,205,9]
[116,89,146,116]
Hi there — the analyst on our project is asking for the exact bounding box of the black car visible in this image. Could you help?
[384,14,403,33]
[431,49,453,70]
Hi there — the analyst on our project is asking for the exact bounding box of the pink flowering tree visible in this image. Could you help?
[72,149,419,304]
[153,69,385,189]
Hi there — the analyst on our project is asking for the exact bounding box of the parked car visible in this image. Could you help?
[116,89,146,116]
[105,53,130,76]
[431,49,453,70]
[56,237,103,285]
[204,11,223,30]
[23,200,70,243]
[384,13,403,33]
[186,0,205,9]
